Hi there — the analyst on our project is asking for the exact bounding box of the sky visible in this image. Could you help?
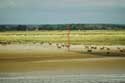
[0,0,125,24]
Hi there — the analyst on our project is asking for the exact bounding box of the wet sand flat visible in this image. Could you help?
[0,57,125,74]
[0,44,125,74]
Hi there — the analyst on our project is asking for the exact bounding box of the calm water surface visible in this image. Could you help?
[0,73,125,83]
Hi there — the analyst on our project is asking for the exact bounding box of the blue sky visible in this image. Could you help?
[0,0,125,24]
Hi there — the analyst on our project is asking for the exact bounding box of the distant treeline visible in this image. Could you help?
[0,24,125,31]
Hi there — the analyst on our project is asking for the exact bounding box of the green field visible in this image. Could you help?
[0,30,125,45]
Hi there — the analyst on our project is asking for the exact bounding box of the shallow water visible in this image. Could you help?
[0,74,125,83]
